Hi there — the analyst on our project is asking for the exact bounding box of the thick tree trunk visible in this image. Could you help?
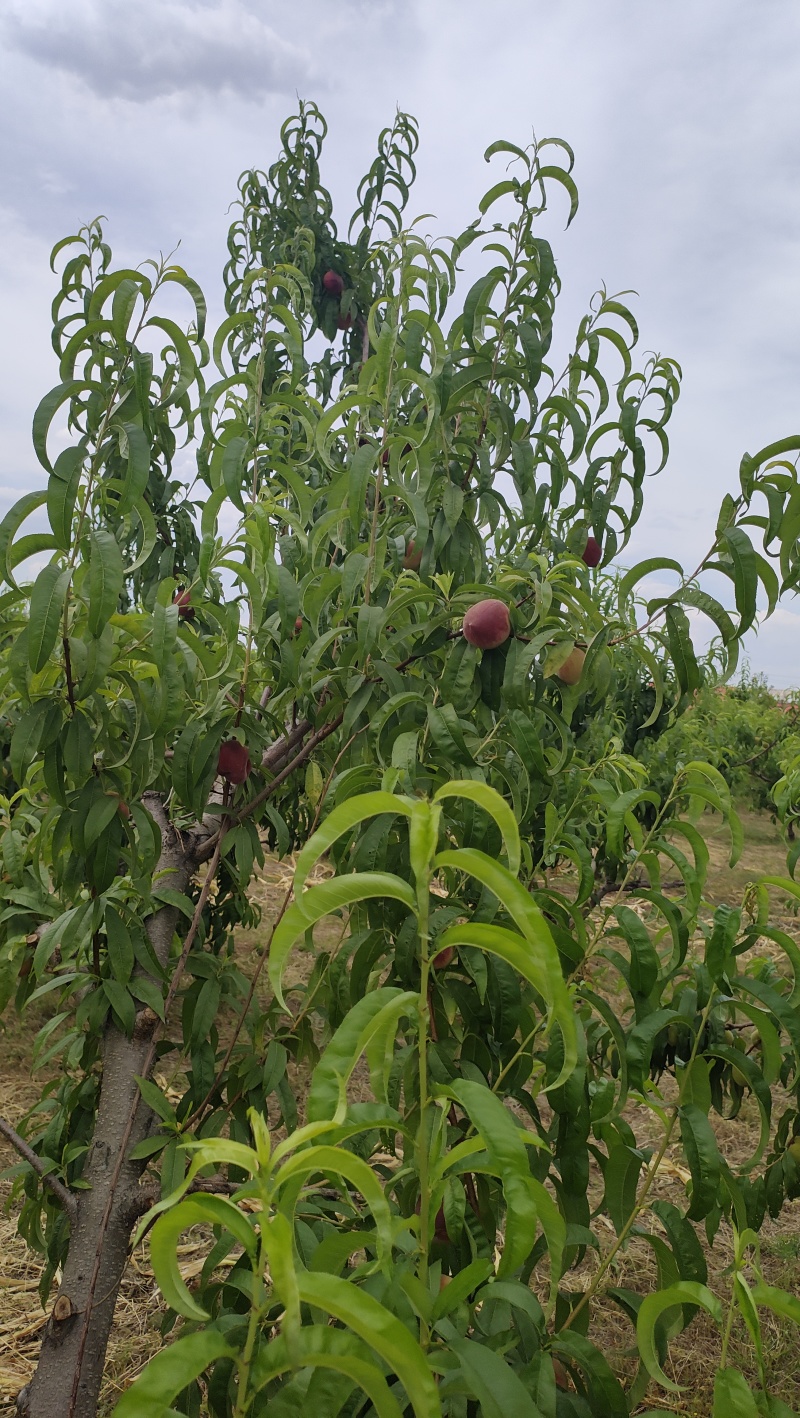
[20,796,200,1418]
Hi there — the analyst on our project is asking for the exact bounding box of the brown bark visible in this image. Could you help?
[20,795,203,1418]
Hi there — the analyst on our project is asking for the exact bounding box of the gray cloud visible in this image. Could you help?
[3,0,313,101]
[1,0,799,682]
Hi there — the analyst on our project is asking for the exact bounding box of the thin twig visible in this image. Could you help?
[0,1115,77,1225]
[62,637,76,715]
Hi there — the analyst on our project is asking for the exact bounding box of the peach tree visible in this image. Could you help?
[2,102,800,1418]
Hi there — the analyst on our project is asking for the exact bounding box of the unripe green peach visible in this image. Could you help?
[557,647,585,686]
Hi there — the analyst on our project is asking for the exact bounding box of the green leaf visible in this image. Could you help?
[478,178,519,214]
[222,434,248,511]
[750,1280,800,1327]
[613,905,659,998]
[269,874,415,1012]
[295,1272,441,1418]
[76,623,114,700]
[47,447,82,550]
[116,422,150,513]
[134,1074,176,1124]
[430,1259,494,1320]
[111,277,140,346]
[149,1195,257,1320]
[637,1282,723,1392]
[723,526,758,633]
[10,698,55,782]
[551,1331,628,1418]
[678,587,736,644]
[626,1009,683,1090]
[664,604,700,696]
[28,563,70,672]
[103,979,136,1035]
[436,921,561,1026]
[145,315,198,405]
[162,265,208,340]
[606,788,660,861]
[307,988,418,1121]
[109,1331,233,1417]
[434,848,576,1085]
[84,790,121,850]
[293,792,414,892]
[0,490,47,588]
[433,779,521,874]
[265,1210,301,1351]
[347,441,376,524]
[712,1368,760,1418]
[446,1335,539,1418]
[463,268,504,348]
[276,1145,394,1262]
[450,1079,537,1277]
[537,163,580,225]
[680,1103,721,1219]
[615,555,683,606]
[248,1327,406,1418]
[32,381,94,473]
[87,530,124,636]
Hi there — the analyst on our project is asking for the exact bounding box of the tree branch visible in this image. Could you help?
[128,1173,239,1220]
[261,718,312,770]
[0,1116,78,1226]
[232,712,345,828]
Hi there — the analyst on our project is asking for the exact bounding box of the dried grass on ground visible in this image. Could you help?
[2,811,800,1414]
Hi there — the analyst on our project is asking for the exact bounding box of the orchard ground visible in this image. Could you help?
[2,809,800,1416]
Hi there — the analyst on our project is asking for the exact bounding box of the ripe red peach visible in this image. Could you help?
[173,588,195,621]
[217,740,252,785]
[582,536,602,568]
[462,599,511,650]
[402,540,423,571]
[322,270,344,297]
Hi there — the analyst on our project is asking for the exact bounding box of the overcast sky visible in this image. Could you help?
[1,0,798,686]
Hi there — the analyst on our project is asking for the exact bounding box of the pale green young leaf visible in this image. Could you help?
[293,791,414,892]
[637,1283,723,1392]
[248,1327,405,1418]
[269,875,415,1012]
[149,1195,258,1320]
[433,779,521,873]
[295,1272,441,1417]
[307,988,418,1121]
[109,1331,233,1418]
